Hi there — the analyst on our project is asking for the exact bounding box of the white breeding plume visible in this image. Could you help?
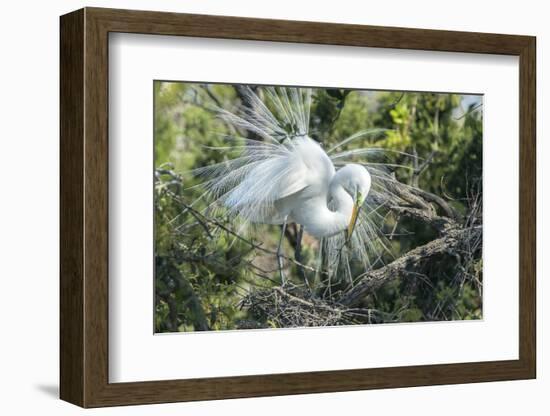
[193,86,401,286]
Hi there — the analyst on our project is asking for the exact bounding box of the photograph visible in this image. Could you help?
[154,82,483,332]
[50,5,537,409]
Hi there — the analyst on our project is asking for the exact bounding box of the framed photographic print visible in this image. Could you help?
[60,7,536,408]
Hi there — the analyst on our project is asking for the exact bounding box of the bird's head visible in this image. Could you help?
[333,164,372,242]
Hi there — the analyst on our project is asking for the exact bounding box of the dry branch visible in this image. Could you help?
[338,225,481,307]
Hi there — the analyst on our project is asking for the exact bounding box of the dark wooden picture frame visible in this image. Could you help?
[60,7,536,408]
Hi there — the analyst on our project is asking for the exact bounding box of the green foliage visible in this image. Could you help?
[154,82,483,331]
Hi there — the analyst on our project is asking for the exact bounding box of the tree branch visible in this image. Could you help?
[338,226,481,307]
[390,206,454,233]
[410,187,462,221]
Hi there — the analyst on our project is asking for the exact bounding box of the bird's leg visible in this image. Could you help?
[315,238,323,293]
[294,224,303,266]
[277,216,288,286]
[294,224,311,292]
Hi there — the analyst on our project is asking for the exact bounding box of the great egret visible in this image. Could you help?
[193,86,397,287]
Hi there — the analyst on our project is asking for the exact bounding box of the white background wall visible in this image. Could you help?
[0,0,546,414]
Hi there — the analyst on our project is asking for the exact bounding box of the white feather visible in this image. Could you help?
[192,86,401,283]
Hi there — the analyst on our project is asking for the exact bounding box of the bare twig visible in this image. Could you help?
[167,189,322,275]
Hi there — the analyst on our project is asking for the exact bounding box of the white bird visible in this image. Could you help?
[193,86,397,287]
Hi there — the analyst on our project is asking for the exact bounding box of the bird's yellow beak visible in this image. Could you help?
[347,203,360,240]
[346,193,364,245]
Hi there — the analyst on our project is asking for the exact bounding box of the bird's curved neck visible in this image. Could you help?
[328,182,354,225]
[297,178,353,238]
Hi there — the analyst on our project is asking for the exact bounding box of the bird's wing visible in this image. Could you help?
[192,86,328,224]
[195,137,319,224]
